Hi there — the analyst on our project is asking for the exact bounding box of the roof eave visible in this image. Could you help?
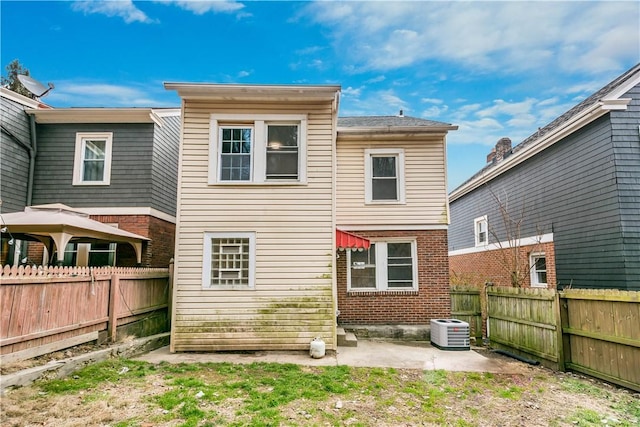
[164,82,341,102]
[338,125,457,141]
[26,108,158,124]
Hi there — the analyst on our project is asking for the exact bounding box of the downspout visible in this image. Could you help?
[27,113,37,206]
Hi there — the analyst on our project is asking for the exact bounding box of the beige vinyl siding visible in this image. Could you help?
[336,137,448,226]
[172,100,336,352]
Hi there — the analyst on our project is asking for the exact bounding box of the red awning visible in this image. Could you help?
[336,229,371,250]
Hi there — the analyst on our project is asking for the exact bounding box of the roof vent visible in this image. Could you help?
[398,109,404,117]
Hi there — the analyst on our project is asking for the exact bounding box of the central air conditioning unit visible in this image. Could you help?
[430,319,470,351]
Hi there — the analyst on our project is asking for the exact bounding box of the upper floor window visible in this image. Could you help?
[266,124,299,180]
[530,252,547,288]
[73,132,113,185]
[474,215,488,246]
[348,240,417,291]
[210,114,307,184]
[219,127,253,181]
[364,148,406,204]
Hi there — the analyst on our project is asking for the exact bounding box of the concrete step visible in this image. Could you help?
[337,327,358,347]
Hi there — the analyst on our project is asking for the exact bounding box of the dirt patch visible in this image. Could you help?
[2,356,638,427]
[1,342,111,376]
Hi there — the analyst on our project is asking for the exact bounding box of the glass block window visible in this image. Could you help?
[210,238,250,286]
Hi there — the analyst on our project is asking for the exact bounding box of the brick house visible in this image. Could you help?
[165,82,457,352]
[448,64,640,291]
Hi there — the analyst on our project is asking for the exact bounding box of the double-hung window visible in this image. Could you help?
[364,149,405,204]
[62,242,116,266]
[348,240,417,291]
[219,127,253,181]
[202,232,256,289]
[474,215,488,246]
[73,132,113,185]
[530,253,547,287]
[266,124,299,180]
[210,114,306,184]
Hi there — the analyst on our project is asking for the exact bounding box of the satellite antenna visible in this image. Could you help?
[17,74,55,98]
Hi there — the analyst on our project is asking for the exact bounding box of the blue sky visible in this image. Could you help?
[2,1,638,190]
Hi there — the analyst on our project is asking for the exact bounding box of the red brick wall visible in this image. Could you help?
[90,215,175,267]
[449,241,556,289]
[336,229,450,325]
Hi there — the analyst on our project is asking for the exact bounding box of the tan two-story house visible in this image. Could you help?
[165,83,457,352]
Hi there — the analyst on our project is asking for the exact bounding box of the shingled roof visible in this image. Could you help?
[450,63,640,198]
[338,115,453,128]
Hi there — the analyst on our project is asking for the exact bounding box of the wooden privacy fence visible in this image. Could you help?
[450,285,483,339]
[0,265,171,363]
[483,286,639,392]
[487,287,561,366]
[560,290,639,392]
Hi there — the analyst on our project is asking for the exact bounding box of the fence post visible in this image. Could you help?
[554,290,565,371]
[557,291,571,372]
[168,259,174,329]
[108,274,120,342]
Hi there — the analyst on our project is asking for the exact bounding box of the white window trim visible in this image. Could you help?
[73,132,113,185]
[474,215,488,247]
[530,252,548,288]
[347,239,418,292]
[364,148,406,204]
[218,125,255,183]
[209,114,307,185]
[202,231,256,290]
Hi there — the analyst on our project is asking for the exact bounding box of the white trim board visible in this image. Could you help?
[78,207,176,224]
[337,224,448,231]
[449,233,553,256]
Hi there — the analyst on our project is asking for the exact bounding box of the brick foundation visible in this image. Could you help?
[336,229,450,325]
[449,241,556,288]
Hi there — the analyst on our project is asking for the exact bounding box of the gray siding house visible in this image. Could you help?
[1,88,180,267]
[449,64,640,291]
[0,88,41,213]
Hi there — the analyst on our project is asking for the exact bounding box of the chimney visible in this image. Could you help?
[486,148,496,164]
[486,137,512,164]
[495,137,512,161]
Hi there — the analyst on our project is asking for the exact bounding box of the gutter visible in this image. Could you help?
[27,115,37,205]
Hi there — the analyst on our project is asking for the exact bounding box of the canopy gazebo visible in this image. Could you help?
[0,204,149,265]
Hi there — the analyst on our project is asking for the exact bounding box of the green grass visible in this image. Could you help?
[21,358,639,427]
[40,359,154,394]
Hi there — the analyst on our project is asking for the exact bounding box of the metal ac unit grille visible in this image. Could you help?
[430,319,470,350]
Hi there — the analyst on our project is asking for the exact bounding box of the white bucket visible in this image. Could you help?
[309,337,326,358]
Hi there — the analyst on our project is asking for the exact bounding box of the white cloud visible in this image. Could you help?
[50,81,173,107]
[339,89,409,116]
[365,75,386,84]
[304,1,639,75]
[342,86,362,98]
[71,1,248,23]
[71,0,154,23]
[237,70,252,78]
[476,99,537,118]
[422,105,448,118]
[421,98,443,105]
[157,0,246,15]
